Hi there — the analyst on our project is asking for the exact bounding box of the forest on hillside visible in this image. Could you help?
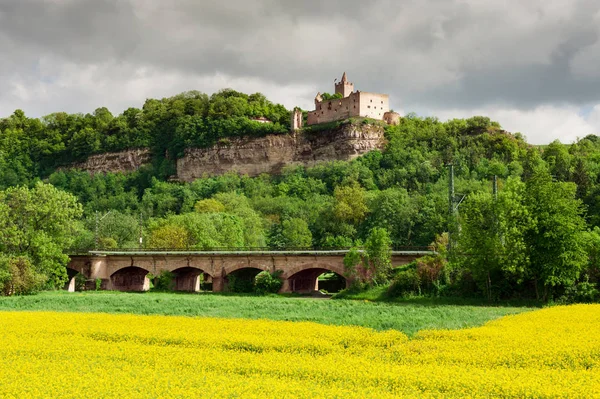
[1,89,600,301]
[0,89,289,184]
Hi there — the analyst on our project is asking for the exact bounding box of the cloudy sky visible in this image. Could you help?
[1,0,600,144]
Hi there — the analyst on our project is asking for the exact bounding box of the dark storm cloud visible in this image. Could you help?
[0,0,599,120]
[407,1,600,109]
[0,0,141,62]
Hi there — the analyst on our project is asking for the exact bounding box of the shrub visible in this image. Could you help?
[254,270,283,294]
[559,277,599,304]
[0,256,45,296]
[343,247,364,282]
[74,273,87,291]
[416,254,446,292]
[365,227,392,285]
[152,271,175,291]
[228,274,255,293]
[98,237,118,249]
[388,268,420,298]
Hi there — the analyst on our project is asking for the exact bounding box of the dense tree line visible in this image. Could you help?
[0,89,289,183]
[1,89,600,300]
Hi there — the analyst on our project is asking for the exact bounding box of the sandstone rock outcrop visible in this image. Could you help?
[68,122,386,180]
[176,122,386,181]
[69,148,151,174]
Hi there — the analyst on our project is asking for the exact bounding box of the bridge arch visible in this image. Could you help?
[223,262,270,277]
[110,266,150,292]
[171,267,212,292]
[284,263,349,294]
[283,262,346,279]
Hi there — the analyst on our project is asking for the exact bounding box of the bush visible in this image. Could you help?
[228,273,255,293]
[98,237,118,249]
[254,270,283,294]
[75,273,87,291]
[0,256,45,296]
[559,277,599,304]
[152,270,175,291]
[388,268,420,298]
[416,254,447,293]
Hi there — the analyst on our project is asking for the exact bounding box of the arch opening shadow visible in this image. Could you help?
[172,267,212,292]
[225,267,263,293]
[288,268,348,294]
[110,266,150,292]
[63,268,80,292]
[317,272,346,294]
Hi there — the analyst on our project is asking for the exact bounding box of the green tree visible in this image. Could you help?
[333,183,369,225]
[458,178,531,299]
[213,192,267,247]
[147,212,245,250]
[88,211,139,248]
[364,227,393,284]
[269,218,312,249]
[0,182,83,290]
[0,256,45,296]
[524,167,588,300]
[148,224,189,249]
[194,198,226,213]
[542,140,572,181]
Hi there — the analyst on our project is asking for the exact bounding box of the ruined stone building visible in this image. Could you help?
[296,72,399,128]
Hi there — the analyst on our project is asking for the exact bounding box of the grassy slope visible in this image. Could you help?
[334,285,543,307]
[0,291,532,335]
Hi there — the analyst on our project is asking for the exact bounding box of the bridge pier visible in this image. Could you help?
[90,256,109,287]
[279,278,291,293]
[212,277,225,292]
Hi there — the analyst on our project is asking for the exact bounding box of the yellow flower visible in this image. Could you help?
[0,305,599,398]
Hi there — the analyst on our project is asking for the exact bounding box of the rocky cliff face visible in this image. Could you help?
[176,122,386,181]
[68,122,386,179]
[69,148,151,174]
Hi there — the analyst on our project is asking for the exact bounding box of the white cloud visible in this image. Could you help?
[434,105,600,145]
[0,58,316,117]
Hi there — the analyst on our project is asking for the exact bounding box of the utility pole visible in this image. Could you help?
[448,164,455,218]
[94,210,112,250]
[95,211,99,250]
[493,175,498,200]
[139,211,144,249]
[448,164,456,252]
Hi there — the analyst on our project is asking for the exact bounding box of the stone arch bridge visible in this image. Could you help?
[67,250,432,293]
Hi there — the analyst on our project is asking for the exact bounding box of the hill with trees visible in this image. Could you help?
[1,89,599,301]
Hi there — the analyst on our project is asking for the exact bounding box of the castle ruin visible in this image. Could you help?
[299,72,400,128]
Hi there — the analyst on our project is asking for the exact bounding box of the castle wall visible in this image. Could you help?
[307,92,360,125]
[307,92,390,126]
[358,92,390,120]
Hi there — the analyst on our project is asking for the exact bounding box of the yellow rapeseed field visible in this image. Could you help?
[0,305,599,398]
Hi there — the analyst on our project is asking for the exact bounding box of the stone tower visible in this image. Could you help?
[334,72,354,98]
[315,92,323,107]
[291,108,303,131]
